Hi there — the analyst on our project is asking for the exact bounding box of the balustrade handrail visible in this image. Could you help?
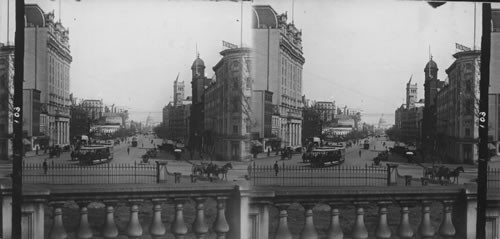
[1,178,243,202]
[250,184,475,203]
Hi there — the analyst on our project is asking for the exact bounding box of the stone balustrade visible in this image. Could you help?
[1,180,500,239]
[0,180,249,239]
[249,185,491,239]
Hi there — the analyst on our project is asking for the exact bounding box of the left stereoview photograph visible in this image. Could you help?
[0,0,254,238]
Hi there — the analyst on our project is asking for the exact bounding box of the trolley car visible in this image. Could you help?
[304,146,346,167]
[77,144,114,165]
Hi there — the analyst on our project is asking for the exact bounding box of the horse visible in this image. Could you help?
[216,163,233,181]
[448,166,465,184]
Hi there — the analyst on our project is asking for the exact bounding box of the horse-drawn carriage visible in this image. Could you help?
[421,165,465,185]
[141,148,158,163]
[191,162,233,181]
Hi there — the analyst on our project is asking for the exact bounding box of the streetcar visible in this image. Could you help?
[305,145,346,167]
[77,144,114,165]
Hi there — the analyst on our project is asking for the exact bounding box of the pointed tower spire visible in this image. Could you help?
[408,74,413,84]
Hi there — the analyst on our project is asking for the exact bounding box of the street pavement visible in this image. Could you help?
[1,134,250,183]
[250,136,500,185]
[1,134,499,185]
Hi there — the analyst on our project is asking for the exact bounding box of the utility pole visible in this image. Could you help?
[12,0,25,238]
[476,3,491,239]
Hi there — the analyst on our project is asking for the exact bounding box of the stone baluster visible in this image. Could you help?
[375,201,391,239]
[351,202,368,239]
[300,203,318,239]
[193,198,209,239]
[101,201,119,239]
[274,203,292,239]
[149,199,166,239]
[49,202,68,239]
[75,201,93,239]
[214,197,230,239]
[397,201,415,239]
[326,203,343,239]
[126,200,143,239]
[438,200,456,239]
[417,200,435,239]
[171,199,188,239]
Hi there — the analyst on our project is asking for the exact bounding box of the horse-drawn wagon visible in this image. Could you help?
[191,162,233,182]
[421,165,464,185]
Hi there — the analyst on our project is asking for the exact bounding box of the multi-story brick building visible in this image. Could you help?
[253,5,305,150]
[204,47,252,161]
[489,9,500,157]
[81,99,103,121]
[394,77,424,145]
[436,50,481,164]
[25,5,72,147]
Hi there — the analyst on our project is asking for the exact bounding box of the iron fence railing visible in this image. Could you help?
[250,163,389,186]
[23,162,157,184]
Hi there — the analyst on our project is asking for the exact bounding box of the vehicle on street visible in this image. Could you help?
[131,137,138,147]
[77,144,114,165]
[363,139,370,149]
[305,145,346,167]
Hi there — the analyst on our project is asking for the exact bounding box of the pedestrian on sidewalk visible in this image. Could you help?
[35,146,39,155]
[127,147,130,155]
[267,148,271,157]
[359,150,362,157]
[274,161,279,176]
[43,159,48,175]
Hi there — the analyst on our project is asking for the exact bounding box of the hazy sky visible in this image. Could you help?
[0,1,499,125]
[255,0,485,125]
[1,0,252,123]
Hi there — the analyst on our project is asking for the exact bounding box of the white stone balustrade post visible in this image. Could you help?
[214,197,230,239]
[418,200,435,239]
[49,202,67,239]
[274,203,292,239]
[397,201,415,239]
[439,200,456,239]
[193,197,209,239]
[375,201,391,239]
[300,203,318,239]
[171,198,188,239]
[101,201,119,239]
[351,202,368,239]
[126,200,143,239]
[326,202,343,239]
[149,199,166,239]
[75,201,93,239]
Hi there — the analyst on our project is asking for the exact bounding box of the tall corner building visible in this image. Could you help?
[24,5,72,147]
[252,5,305,149]
[204,47,252,161]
